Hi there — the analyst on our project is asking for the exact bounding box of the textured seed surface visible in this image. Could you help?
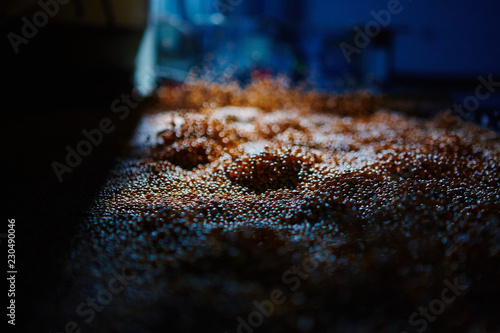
[62,79,500,332]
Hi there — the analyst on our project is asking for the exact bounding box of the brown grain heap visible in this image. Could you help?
[67,78,500,333]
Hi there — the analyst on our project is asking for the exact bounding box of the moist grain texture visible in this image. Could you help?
[63,79,500,333]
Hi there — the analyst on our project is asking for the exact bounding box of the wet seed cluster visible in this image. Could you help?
[68,80,500,333]
[158,77,380,116]
[154,138,218,170]
[225,148,320,192]
[152,112,245,169]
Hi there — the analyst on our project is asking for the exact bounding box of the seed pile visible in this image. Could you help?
[65,79,500,333]
[226,148,320,192]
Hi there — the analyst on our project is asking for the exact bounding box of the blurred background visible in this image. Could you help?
[3,0,500,115]
[1,0,500,329]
